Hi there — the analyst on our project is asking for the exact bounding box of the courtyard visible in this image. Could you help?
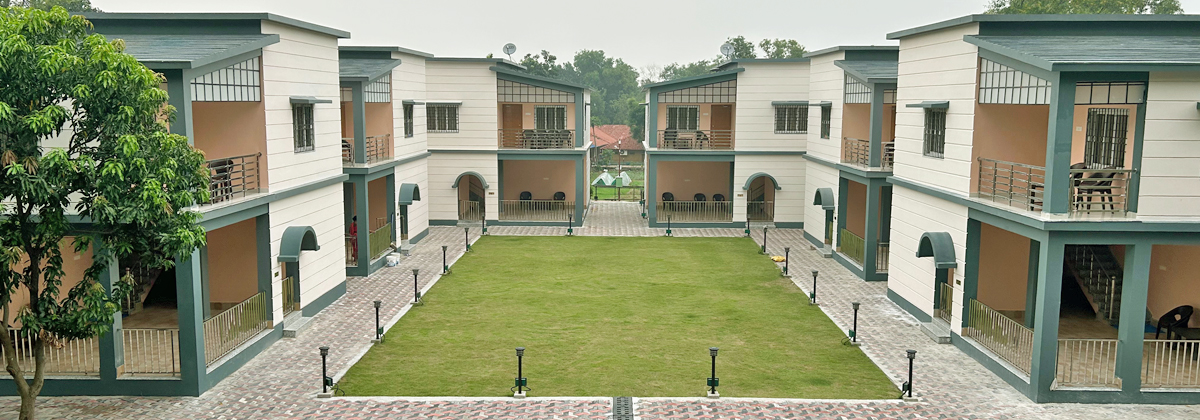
[337,236,895,398]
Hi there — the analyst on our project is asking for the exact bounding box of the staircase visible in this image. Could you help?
[1064,245,1123,326]
[120,262,162,316]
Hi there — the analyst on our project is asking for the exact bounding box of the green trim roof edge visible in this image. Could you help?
[887,13,1200,40]
[81,12,350,38]
[643,67,744,89]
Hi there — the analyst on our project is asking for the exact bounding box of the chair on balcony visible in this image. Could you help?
[663,129,678,148]
[1155,305,1195,340]
[661,192,674,202]
[523,130,538,149]
[713,194,725,202]
[208,158,234,203]
[520,191,533,201]
[1071,162,1117,211]
[693,130,710,149]
[553,191,566,201]
[694,193,706,202]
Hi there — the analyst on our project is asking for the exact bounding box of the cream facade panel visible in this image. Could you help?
[267,184,346,323]
[394,52,429,158]
[803,162,841,240]
[734,62,810,152]
[887,185,969,331]
[732,155,806,224]
[395,158,431,238]
[425,62,499,150]
[806,51,846,162]
[427,152,499,221]
[1138,73,1200,218]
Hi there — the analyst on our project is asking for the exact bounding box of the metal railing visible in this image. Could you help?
[1070,166,1134,214]
[368,222,393,260]
[838,229,865,266]
[977,157,1046,212]
[877,242,890,273]
[841,138,895,169]
[203,292,270,367]
[458,200,483,222]
[344,234,357,266]
[747,201,774,222]
[342,135,394,164]
[657,130,733,150]
[935,282,954,324]
[656,201,733,222]
[964,298,1034,376]
[282,276,299,316]
[882,141,896,169]
[824,222,833,245]
[0,330,100,376]
[1056,338,1120,388]
[498,129,575,149]
[1143,339,1200,388]
[206,153,261,204]
[499,200,573,221]
[122,328,180,376]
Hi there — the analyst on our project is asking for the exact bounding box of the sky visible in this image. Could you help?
[93,0,1200,71]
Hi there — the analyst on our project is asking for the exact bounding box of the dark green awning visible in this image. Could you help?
[452,171,489,189]
[743,173,782,191]
[813,187,835,211]
[399,183,421,206]
[278,226,320,263]
[916,232,957,269]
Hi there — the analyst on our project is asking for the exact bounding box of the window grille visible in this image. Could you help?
[657,80,736,103]
[845,75,871,104]
[403,103,415,138]
[427,104,459,132]
[820,105,832,139]
[364,74,391,103]
[774,105,808,134]
[665,106,699,130]
[191,56,261,102]
[535,106,567,130]
[497,79,574,103]
[923,108,946,158]
[1084,108,1130,168]
[978,58,1051,105]
[292,104,315,152]
[1076,82,1146,105]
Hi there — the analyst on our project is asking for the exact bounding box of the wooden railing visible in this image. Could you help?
[964,299,1033,376]
[656,201,733,222]
[499,200,573,221]
[838,229,865,266]
[657,130,733,150]
[498,129,575,149]
[841,138,895,169]
[1056,338,1120,388]
[877,242,890,273]
[122,328,180,376]
[203,292,270,367]
[935,281,954,324]
[368,222,393,260]
[206,153,261,204]
[282,276,299,316]
[747,201,774,222]
[0,330,100,376]
[1142,339,1200,389]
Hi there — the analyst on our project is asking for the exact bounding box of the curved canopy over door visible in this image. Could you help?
[813,187,835,211]
[278,226,320,263]
[742,172,783,191]
[398,183,421,206]
[916,231,957,269]
[452,172,489,189]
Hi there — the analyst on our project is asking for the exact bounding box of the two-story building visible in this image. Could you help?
[803,46,899,281]
[642,59,810,229]
[883,14,1200,404]
[424,59,591,227]
[2,13,351,397]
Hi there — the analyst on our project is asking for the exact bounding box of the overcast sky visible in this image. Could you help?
[93,0,1198,71]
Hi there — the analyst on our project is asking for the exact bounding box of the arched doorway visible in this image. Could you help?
[398,183,421,246]
[813,187,836,246]
[453,172,488,222]
[278,226,320,317]
[917,231,958,326]
[744,173,780,223]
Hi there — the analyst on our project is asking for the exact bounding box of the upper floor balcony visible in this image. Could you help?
[644,70,740,151]
[341,134,393,164]
[339,53,402,166]
[657,129,734,150]
[498,129,575,150]
[841,137,894,169]
[495,75,586,150]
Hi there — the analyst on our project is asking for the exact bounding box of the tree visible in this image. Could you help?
[660,58,721,81]
[986,0,1183,14]
[0,7,209,419]
[1,0,101,12]
[519,50,560,79]
[758,39,807,59]
[724,35,757,59]
[566,50,642,126]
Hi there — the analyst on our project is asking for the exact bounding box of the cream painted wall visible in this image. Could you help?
[806,51,846,162]
[425,61,498,150]
[193,101,270,186]
[267,183,345,324]
[733,155,805,224]
[393,52,429,158]
[734,61,809,152]
[655,161,731,200]
[500,160,576,201]
[803,162,841,241]
[1133,73,1200,218]
[6,239,92,325]
[887,185,970,332]
[976,222,1030,311]
[207,218,259,304]
[893,23,981,195]
[260,21,343,192]
[394,158,430,239]
[427,152,498,220]
[970,104,1049,193]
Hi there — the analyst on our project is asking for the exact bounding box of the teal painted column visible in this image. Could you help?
[1117,243,1152,394]
[836,176,849,248]
[1128,100,1147,213]
[94,239,123,380]
[255,215,273,314]
[574,155,586,222]
[1043,72,1080,214]
[1025,240,1041,328]
[647,155,658,223]
[867,84,888,167]
[386,174,397,244]
[879,186,893,242]
[175,248,206,396]
[862,179,881,275]
[351,82,367,164]
[962,219,982,328]
[1029,235,1065,402]
[647,93,658,148]
[355,176,370,272]
[163,70,194,142]
[199,246,210,319]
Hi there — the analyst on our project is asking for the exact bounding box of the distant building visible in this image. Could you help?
[590,124,644,167]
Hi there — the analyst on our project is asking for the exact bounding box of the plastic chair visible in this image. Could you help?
[693,193,706,202]
[661,192,674,202]
[712,194,725,202]
[1156,305,1194,340]
[553,191,566,201]
[520,191,533,201]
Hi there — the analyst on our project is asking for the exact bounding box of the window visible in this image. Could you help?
[535,106,567,130]
[820,105,831,139]
[191,56,261,102]
[774,105,808,134]
[923,108,947,158]
[292,104,314,152]
[403,103,415,138]
[427,104,459,133]
[1084,108,1130,168]
[666,106,699,131]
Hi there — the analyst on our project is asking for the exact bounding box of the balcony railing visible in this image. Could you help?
[203,292,270,367]
[657,201,733,223]
[965,299,1034,376]
[345,234,357,266]
[978,157,1045,212]
[935,281,954,324]
[282,276,299,316]
[657,130,733,150]
[342,135,394,164]
[122,328,180,376]
[459,200,483,222]
[206,153,261,204]
[877,242,890,273]
[1056,338,1120,388]
[499,200,573,221]
[1069,166,1134,214]
[838,229,865,266]
[841,138,895,169]
[0,330,100,376]
[498,129,575,149]
[747,201,774,222]
[1143,339,1200,389]
[369,221,393,260]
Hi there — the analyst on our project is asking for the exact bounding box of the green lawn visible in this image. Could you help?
[337,237,896,398]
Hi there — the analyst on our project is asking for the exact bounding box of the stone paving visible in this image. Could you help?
[3,201,1199,419]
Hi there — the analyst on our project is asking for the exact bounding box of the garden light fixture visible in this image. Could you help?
[666,215,672,237]
[903,349,917,399]
[707,347,720,398]
[745,221,751,237]
[850,302,860,345]
[810,269,819,305]
[373,300,382,342]
[784,247,790,275]
[464,228,471,251]
[567,214,574,236]
[319,346,332,395]
[442,245,449,273]
[481,211,487,235]
[762,227,768,254]
[513,347,529,397]
[412,269,422,305]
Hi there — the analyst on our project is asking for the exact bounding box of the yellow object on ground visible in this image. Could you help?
[771,256,785,262]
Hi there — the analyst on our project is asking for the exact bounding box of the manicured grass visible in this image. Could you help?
[337,237,896,398]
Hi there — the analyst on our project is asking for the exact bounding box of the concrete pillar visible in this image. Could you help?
[351,82,367,164]
[175,248,206,396]
[863,179,881,276]
[94,240,124,380]
[867,85,887,167]
[1029,235,1065,402]
[355,176,370,273]
[1025,240,1041,329]
[163,70,194,142]
[1044,72,1080,214]
[1117,243,1152,394]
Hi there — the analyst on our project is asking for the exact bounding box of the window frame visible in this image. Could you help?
[426,104,460,133]
[820,105,832,139]
[665,105,700,131]
[922,108,947,159]
[403,103,415,138]
[292,103,315,153]
[534,105,567,130]
[773,105,808,134]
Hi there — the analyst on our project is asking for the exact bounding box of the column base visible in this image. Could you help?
[706,390,720,399]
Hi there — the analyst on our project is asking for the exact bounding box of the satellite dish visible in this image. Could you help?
[720,43,734,59]
[502,43,517,60]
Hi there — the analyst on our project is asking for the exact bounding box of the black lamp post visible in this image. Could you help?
[481,208,487,235]
[707,347,720,396]
[744,220,751,237]
[514,346,529,395]
[666,215,672,237]
[761,226,769,254]
[412,268,422,305]
[810,269,819,305]
[319,346,331,394]
[373,300,382,342]
[442,245,449,274]
[567,213,574,236]
[464,227,471,252]
[851,302,861,344]
[784,247,790,275]
[904,349,917,398]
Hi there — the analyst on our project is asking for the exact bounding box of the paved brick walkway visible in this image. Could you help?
[3,201,1198,419]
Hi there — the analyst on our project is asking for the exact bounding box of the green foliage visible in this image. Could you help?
[2,0,101,12]
[724,35,757,59]
[660,58,722,81]
[986,0,1183,14]
[518,50,559,78]
[517,49,643,129]
[0,7,208,416]
[758,38,807,59]
[656,36,808,83]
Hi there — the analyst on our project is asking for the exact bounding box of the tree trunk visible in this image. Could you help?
[19,393,35,420]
